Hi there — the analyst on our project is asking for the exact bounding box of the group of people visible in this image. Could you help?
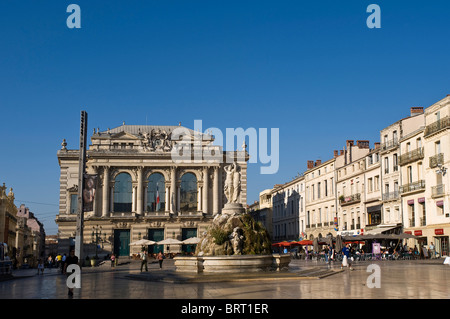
[139,250,165,272]
[37,253,69,275]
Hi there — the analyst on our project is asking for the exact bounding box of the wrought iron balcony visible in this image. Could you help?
[419,217,426,227]
[432,184,445,198]
[339,193,361,206]
[429,153,444,168]
[380,139,399,152]
[400,180,425,194]
[382,191,399,201]
[399,147,424,166]
[424,116,450,137]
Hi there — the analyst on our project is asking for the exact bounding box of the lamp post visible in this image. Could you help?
[91,225,102,258]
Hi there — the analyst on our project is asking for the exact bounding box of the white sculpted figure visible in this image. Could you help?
[224,163,241,204]
[232,164,241,203]
[224,164,234,203]
[230,227,244,255]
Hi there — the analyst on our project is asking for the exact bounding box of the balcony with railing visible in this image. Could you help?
[380,138,399,152]
[339,193,361,206]
[424,116,450,137]
[419,217,426,227]
[400,180,425,194]
[382,191,400,202]
[399,147,424,166]
[432,184,445,198]
[429,153,444,168]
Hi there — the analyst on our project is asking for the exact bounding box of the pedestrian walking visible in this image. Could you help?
[140,250,148,272]
[37,259,44,275]
[328,244,334,263]
[429,242,436,259]
[341,244,353,270]
[157,251,165,269]
[63,249,79,297]
[110,254,116,268]
[60,253,67,274]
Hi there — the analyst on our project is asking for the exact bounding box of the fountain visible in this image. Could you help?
[174,163,290,273]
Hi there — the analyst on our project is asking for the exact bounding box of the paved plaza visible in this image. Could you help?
[1,257,449,300]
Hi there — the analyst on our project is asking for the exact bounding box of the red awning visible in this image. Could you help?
[296,240,313,246]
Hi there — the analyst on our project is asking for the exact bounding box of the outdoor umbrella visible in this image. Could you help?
[182,237,202,244]
[335,235,343,252]
[313,238,319,253]
[396,233,417,239]
[157,238,184,245]
[297,239,313,246]
[129,239,156,246]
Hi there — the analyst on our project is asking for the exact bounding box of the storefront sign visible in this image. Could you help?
[435,229,444,235]
[414,230,422,236]
[373,243,381,255]
[405,231,412,235]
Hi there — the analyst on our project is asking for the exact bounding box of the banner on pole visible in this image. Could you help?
[83,174,97,212]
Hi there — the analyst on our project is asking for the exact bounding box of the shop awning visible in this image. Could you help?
[365,226,398,235]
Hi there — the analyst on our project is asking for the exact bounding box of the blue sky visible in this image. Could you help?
[1,1,449,235]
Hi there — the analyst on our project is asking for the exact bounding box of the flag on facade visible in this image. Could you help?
[156,184,160,210]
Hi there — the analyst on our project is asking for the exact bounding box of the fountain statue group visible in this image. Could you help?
[174,162,290,273]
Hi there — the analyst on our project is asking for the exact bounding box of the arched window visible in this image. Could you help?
[114,173,132,212]
[180,173,197,212]
[147,173,165,212]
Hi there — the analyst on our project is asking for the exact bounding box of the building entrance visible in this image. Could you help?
[114,229,130,257]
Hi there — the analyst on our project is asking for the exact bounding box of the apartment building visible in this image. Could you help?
[304,158,336,240]
[364,144,383,228]
[335,140,372,236]
[379,118,402,231]
[266,95,449,255]
[420,96,450,256]
[398,109,426,236]
[272,176,304,241]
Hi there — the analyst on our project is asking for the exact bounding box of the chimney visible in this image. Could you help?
[346,140,354,147]
[410,107,423,116]
[356,140,370,149]
[307,160,314,169]
[334,150,339,158]
[316,159,322,166]
[340,150,344,155]
[374,142,380,149]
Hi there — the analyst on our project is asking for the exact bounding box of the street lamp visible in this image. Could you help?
[91,225,102,258]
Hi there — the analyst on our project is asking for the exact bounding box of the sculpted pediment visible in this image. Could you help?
[110,131,139,140]
[141,129,173,152]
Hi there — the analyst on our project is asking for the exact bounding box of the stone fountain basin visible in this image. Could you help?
[174,254,291,273]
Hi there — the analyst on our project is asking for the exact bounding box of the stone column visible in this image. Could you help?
[110,185,114,213]
[198,185,202,212]
[144,185,148,214]
[102,166,109,217]
[137,167,143,215]
[177,184,181,214]
[170,167,176,214]
[165,184,169,212]
[213,166,219,215]
[203,167,209,214]
[132,186,136,212]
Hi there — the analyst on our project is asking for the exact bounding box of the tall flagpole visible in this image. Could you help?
[75,110,88,265]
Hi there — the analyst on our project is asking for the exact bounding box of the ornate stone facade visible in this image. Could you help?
[56,124,248,258]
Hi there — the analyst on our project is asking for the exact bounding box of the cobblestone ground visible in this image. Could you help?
[1,258,449,299]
